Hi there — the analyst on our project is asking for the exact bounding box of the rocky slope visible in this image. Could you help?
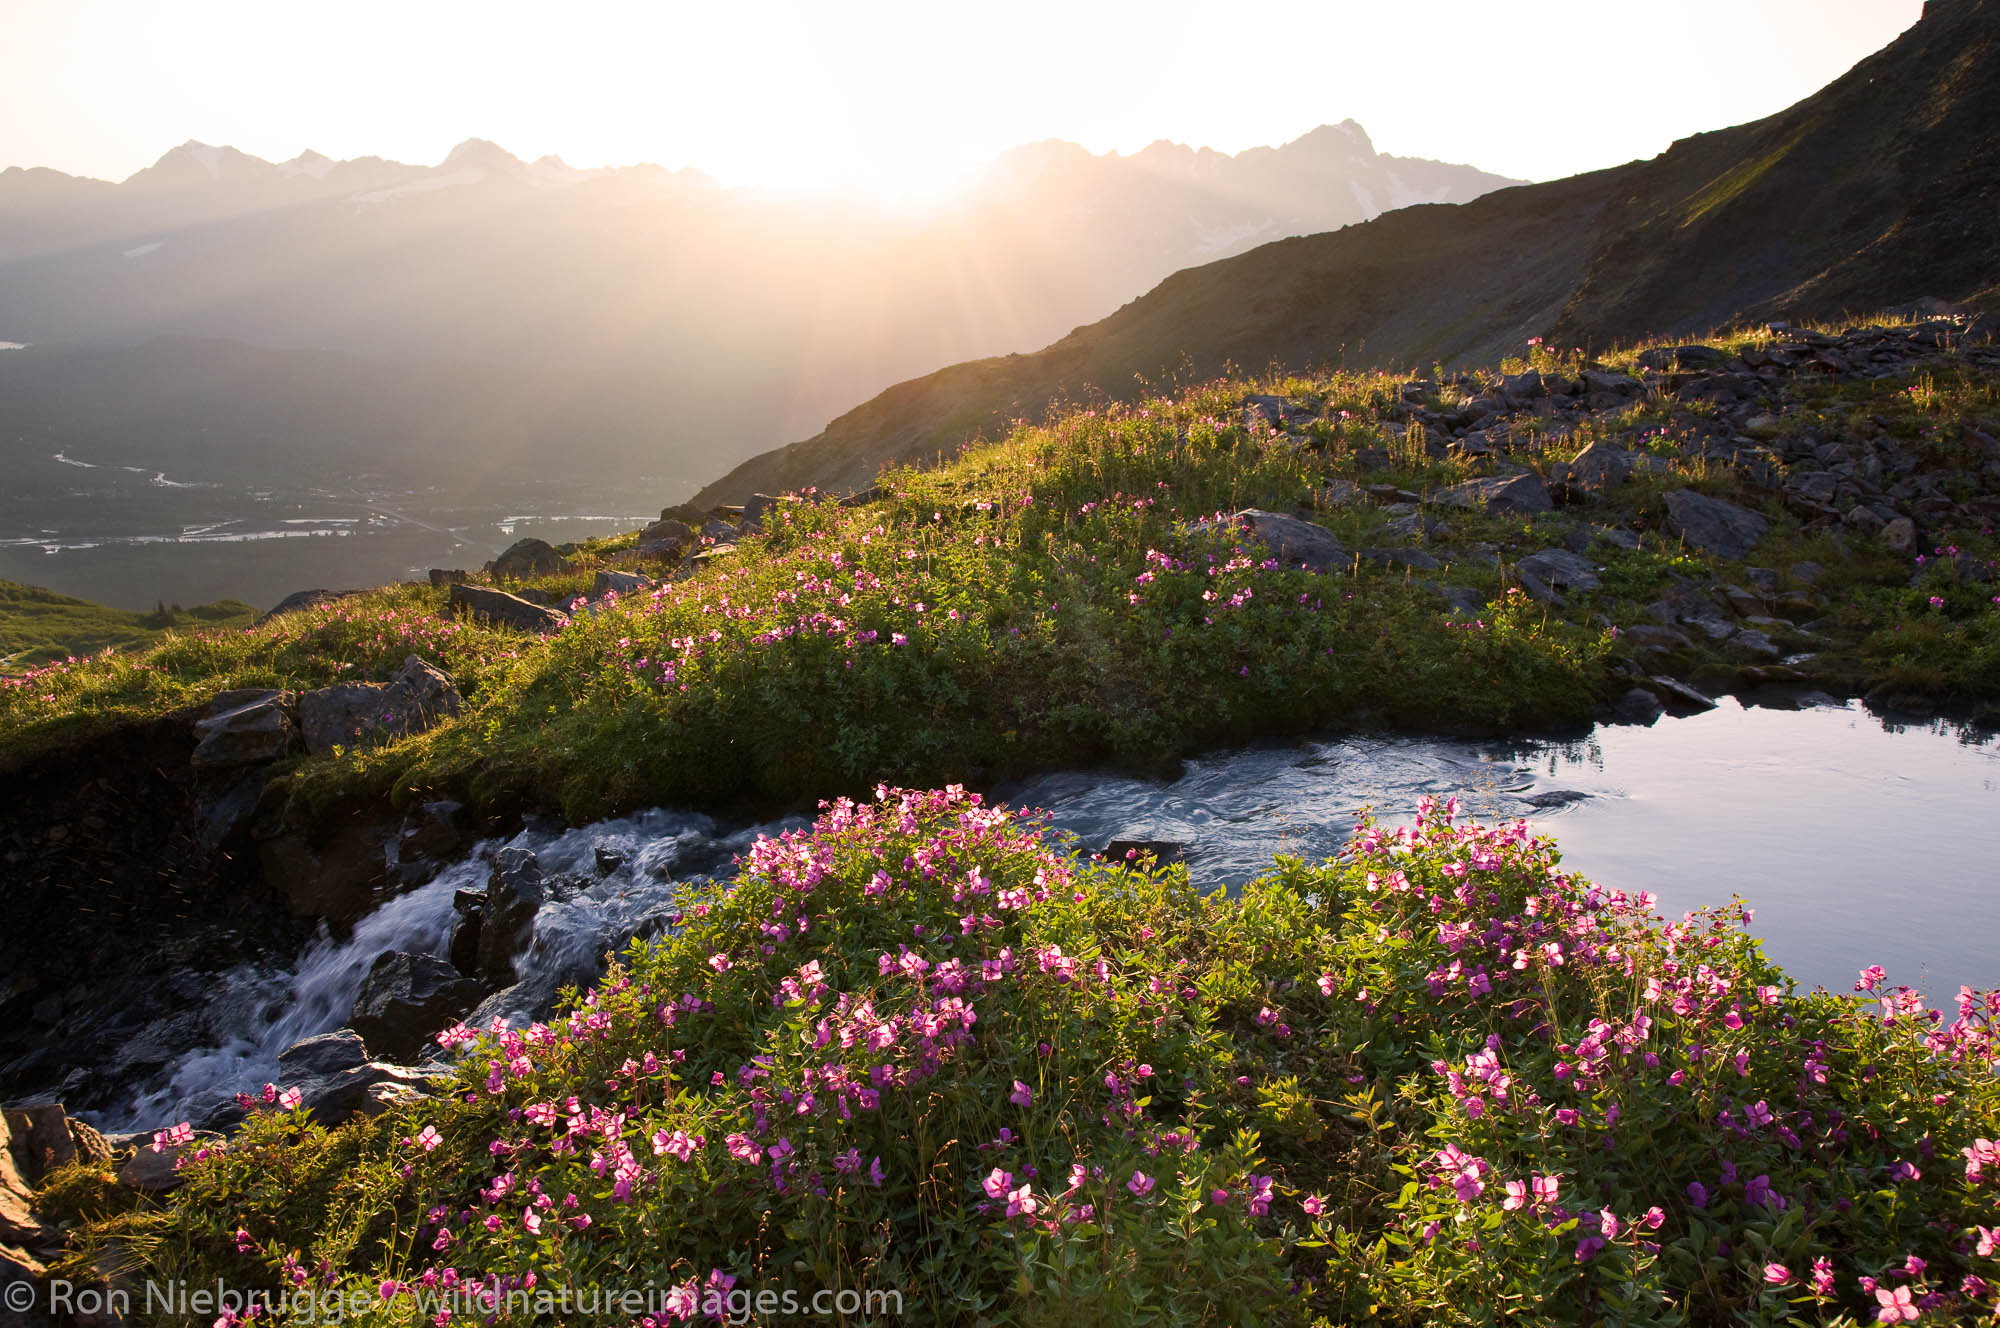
[695,0,1999,506]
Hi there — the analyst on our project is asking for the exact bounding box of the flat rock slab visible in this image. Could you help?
[448,583,570,634]
[1665,489,1769,559]
[1190,509,1346,571]
[1516,548,1601,591]
[1651,676,1718,711]
[1436,473,1552,516]
[593,570,654,596]
[300,655,461,755]
[190,689,297,768]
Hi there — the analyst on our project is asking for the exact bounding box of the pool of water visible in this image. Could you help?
[94,699,1998,1129]
[1001,699,1999,999]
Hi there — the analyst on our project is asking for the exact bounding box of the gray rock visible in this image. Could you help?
[360,1081,431,1117]
[1730,630,1782,659]
[1613,688,1665,725]
[257,588,360,624]
[1516,549,1601,591]
[427,568,470,588]
[1514,567,1563,605]
[592,570,653,597]
[1593,526,1642,550]
[487,538,566,579]
[267,1030,444,1127]
[1500,369,1545,404]
[1190,509,1346,571]
[1433,585,1489,618]
[277,1030,370,1080]
[636,517,693,556]
[1436,473,1553,516]
[192,770,265,855]
[257,808,395,922]
[447,583,570,634]
[1786,471,1839,506]
[741,493,782,527]
[1689,616,1739,642]
[1790,560,1825,585]
[1382,511,1435,540]
[477,847,546,985]
[1,1110,55,1261]
[1580,370,1644,396]
[190,689,297,769]
[1664,489,1769,559]
[1,1106,76,1184]
[1844,504,1887,532]
[1241,393,1311,432]
[1552,443,1632,498]
[700,517,738,542]
[1622,625,1695,654]
[349,952,485,1062]
[297,1062,443,1129]
[116,1133,221,1193]
[1722,584,1766,617]
[1881,516,1917,554]
[400,800,467,861]
[1321,479,1363,507]
[299,656,461,755]
[1637,345,1730,371]
[1357,548,1440,572]
[1651,676,1717,712]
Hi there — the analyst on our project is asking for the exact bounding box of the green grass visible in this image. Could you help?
[4,320,1998,824]
[0,580,258,672]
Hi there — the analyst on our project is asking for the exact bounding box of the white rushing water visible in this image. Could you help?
[100,701,2000,1131]
[101,808,797,1131]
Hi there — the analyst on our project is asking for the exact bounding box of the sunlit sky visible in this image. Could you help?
[0,0,1924,196]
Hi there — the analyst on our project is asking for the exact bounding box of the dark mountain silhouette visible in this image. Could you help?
[0,128,1514,466]
[695,0,1998,505]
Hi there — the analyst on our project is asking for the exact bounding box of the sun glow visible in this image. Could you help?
[0,0,1923,197]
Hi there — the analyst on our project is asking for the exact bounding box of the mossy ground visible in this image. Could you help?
[0,581,257,672]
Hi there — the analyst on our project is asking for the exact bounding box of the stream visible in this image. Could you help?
[96,698,2000,1131]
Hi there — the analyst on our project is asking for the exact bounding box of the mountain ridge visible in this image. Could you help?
[0,123,1519,470]
[693,0,1997,507]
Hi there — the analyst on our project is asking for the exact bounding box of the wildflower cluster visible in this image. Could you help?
[94,789,1995,1326]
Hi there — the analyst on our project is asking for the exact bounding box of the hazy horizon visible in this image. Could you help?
[1,0,1921,199]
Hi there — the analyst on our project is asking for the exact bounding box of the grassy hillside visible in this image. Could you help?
[4,318,1998,829]
[694,0,2000,507]
[0,579,256,671]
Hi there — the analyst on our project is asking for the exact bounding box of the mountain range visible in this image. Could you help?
[0,124,1516,460]
[695,0,2000,505]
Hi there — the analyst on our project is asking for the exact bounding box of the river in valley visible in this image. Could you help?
[94,698,2000,1130]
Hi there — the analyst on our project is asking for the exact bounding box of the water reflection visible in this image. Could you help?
[1002,699,2000,1000]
